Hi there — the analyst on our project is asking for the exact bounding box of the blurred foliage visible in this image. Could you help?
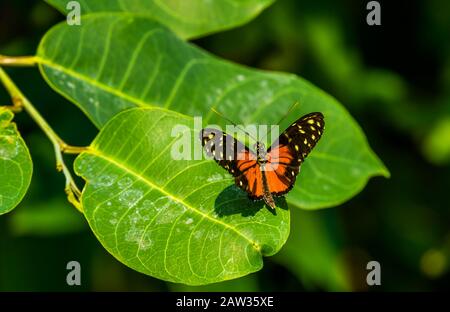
[423,117,450,165]
[1,0,449,291]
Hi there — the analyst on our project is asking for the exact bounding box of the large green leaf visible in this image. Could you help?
[45,0,274,39]
[74,108,290,285]
[37,14,389,209]
[0,107,33,215]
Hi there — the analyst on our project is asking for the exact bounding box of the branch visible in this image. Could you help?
[0,55,37,67]
[0,66,86,212]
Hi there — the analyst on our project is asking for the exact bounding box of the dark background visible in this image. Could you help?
[0,0,449,291]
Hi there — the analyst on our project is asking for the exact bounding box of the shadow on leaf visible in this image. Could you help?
[214,185,289,217]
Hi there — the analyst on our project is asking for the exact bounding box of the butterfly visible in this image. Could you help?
[200,112,324,209]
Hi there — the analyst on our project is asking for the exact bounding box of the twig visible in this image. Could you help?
[0,66,87,212]
[0,55,37,67]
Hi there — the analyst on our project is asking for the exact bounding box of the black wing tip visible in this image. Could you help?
[303,112,324,119]
[199,128,212,136]
[199,128,206,144]
[199,128,219,142]
[301,112,325,129]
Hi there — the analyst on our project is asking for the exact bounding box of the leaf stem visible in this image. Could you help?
[0,66,85,212]
[0,55,37,67]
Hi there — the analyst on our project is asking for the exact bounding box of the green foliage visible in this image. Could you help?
[0,108,32,215]
[74,108,290,284]
[45,0,274,39]
[37,14,388,210]
[422,117,450,165]
[0,0,393,287]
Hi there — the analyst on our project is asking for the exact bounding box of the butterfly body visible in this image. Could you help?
[200,112,324,209]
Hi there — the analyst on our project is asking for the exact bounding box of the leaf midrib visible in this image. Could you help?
[84,148,261,252]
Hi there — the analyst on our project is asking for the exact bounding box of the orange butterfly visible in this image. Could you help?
[200,112,325,209]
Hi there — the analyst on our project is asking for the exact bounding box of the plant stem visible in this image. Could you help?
[0,55,37,67]
[0,66,86,212]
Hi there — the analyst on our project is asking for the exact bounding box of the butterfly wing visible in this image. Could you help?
[200,129,264,199]
[266,112,325,196]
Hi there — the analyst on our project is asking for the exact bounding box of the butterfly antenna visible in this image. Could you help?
[210,108,258,141]
[277,101,299,126]
[262,101,300,141]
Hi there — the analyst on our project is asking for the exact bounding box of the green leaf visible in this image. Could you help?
[45,0,274,39]
[74,108,290,285]
[37,14,389,209]
[0,107,33,215]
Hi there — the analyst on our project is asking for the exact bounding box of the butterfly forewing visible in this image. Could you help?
[269,112,324,161]
[265,112,325,196]
[200,129,261,197]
